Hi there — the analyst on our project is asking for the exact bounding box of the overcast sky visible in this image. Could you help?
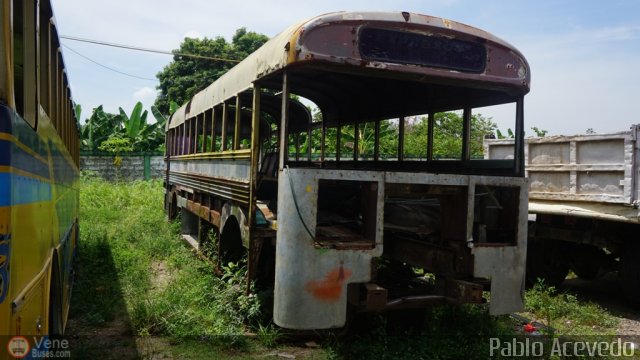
[51,0,640,135]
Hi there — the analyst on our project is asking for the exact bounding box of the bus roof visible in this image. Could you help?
[169,11,530,130]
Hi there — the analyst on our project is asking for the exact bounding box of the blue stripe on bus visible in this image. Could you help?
[0,172,52,206]
[0,139,50,179]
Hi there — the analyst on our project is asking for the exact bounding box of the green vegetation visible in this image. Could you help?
[154,28,269,114]
[291,112,500,160]
[78,27,269,155]
[80,102,168,153]
[70,178,620,359]
[72,176,265,356]
[523,280,618,335]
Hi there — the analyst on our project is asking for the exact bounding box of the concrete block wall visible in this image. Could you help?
[80,155,164,181]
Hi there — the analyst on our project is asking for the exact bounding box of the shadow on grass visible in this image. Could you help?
[561,272,639,331]
[65,231,140,360]
[325,306,515,360]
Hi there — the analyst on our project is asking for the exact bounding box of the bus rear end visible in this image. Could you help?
[269,12,530,329]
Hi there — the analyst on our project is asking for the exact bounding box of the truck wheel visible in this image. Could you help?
[620,241,640,306]
[526,239,569,287]
[570,245,604,281]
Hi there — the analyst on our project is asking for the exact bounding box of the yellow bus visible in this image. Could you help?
[0,0,79,340]
[165,11,531,330]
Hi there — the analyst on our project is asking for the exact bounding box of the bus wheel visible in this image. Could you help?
[620,241,640,306]
[167,191,178,220]
[49,259,64,336]
[526,238,569,287]
[220,217,245,265]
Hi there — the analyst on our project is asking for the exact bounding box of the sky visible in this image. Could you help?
[50,0,640,135]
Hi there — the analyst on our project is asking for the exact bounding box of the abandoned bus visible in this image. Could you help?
[0,0,80,336]
[165,11,530,330]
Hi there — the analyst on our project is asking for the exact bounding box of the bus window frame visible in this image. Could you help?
[204,108,213,152]
[280,89,522,176]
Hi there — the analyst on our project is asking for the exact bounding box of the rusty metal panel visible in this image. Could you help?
[445,279,483,304]
[169,11,530,131]
[274,167,528,326]
[220,202,251,249]
[470,176,528,315]
[384,236,457,276]
[199,206,211,222]
[168,171,250,206]
[273,168,384,329]
[186,200,200,215]
[210,209,221,228]
[364,283,388,311]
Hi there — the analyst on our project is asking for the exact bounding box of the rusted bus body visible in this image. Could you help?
[165,11,531,330]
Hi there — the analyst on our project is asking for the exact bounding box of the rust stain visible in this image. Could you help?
[305,264,352,301]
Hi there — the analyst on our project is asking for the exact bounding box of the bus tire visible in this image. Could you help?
[48,255,64,336]
[220,216,245,265]
[167,191,178,221]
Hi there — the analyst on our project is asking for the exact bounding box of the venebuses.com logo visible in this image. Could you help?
[4,336,71,359]
[6,336,30,359]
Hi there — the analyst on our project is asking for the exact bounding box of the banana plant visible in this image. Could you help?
[119,102,149,140]
[151,100,179,127]
[80,105,121,151]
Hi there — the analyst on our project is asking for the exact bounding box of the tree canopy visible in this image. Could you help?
[154,28,269,114]
[290,112,498,160]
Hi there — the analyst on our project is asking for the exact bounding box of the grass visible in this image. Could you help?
[70,175,270,358]
[522,280,618,335]
[69,176,624,359]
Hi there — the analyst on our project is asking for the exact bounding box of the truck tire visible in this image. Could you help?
[570,244,604,281]
[526,239,570,287]
[620,241,640,306]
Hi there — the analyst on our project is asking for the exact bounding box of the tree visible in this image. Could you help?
[154,28,269,114]
[80,105,121,152]
[403,112,497,159]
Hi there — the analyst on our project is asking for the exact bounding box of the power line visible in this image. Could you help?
[61,43,157,81]
[60,35,241,63]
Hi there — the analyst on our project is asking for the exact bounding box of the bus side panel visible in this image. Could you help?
[9,111,56,336]
[273,168,383,330]
[469,176,528,315]
[0,106,11,336]
[1,107,77,336]
[45,112,79,329]
[0,108,53,336]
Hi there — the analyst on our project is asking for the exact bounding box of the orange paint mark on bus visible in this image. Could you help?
[305,264,352,301]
